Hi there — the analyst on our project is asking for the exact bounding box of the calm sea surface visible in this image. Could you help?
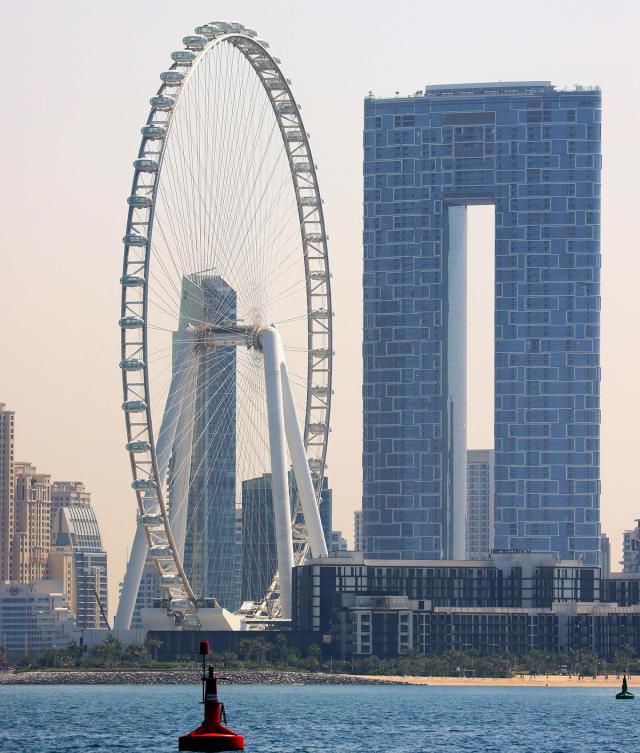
[1,683,639,753]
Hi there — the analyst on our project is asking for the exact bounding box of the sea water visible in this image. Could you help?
[0,683,638,752]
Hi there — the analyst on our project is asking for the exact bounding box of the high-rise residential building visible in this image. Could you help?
[354,510,364,551]
[330,531,348,552]
[11,462,52,583]
[178,274,238,611]
[466,450,495,560]
[362,82,601,564]
[51,504,108,629]
[622,523,640,573]
[0,403,15,581]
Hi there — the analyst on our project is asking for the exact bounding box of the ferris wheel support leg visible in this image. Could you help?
[260,326,294,619]
[114,520,148,631]
[169,364,198,561]
[115,334,195,630]
[280,357,329,558]
[155,332,196,482]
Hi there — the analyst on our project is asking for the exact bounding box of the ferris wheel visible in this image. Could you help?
[114,21,332,630]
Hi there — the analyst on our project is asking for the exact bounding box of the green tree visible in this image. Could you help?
[267,634,288,665]
[144,635,163,662]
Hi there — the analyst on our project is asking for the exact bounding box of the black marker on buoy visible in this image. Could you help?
[179,641,244,751]
[616,674,635,700]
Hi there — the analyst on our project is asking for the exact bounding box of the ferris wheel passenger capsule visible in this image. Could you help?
[140,513,163,525]
[122,400,147,413]
[160,573,179,585]
[294,162,312,173]
[257,39,270,48]
[209,21,232,32]
[141,124,167,140]
[120,358,145,371]
[126,440,151,453]
[132,478,157,491]
[194,25,216,38]
[160,70,185,85]
[127,195,153,208]
[285,130,304,142]
[150,95,175,110]
[170,598,190,610]
[182,35,208,49]
[120,275,145,287]
[149,545,171,557]
[119,316,144,328]
[133,158,159,172]
[123,234,148,246]
[265,78,286,90]
[171,50,196,64]
[305,233,326,243]
[276,102,295,114]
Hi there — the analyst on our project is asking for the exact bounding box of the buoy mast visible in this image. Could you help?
[178,641,244,751]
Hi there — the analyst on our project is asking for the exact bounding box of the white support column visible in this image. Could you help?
[259,326,294,619]
[280,356,328,558]
[115,333,195,631]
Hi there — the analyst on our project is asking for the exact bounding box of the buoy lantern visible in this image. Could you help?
[616,674,635,700]
[179,641,244,751]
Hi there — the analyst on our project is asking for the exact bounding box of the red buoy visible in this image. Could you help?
[179,642,244,752]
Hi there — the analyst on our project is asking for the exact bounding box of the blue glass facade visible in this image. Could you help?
[179,275,239,609]
[363,82,601,564]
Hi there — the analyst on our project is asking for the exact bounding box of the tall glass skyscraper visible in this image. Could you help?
[177,275,239,609]
[363,82,601,564]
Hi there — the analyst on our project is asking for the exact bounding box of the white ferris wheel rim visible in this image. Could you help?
[119,21,333,616]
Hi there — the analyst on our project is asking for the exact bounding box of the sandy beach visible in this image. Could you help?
[360,674,635,687]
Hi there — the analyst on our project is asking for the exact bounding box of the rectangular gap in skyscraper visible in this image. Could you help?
[466,205,495,450]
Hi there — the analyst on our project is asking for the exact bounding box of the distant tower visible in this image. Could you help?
[12,462,52,583]
[241,472,332,603]
[622,522,640,573]
[330,531,347,552]
[241,474,277,604]
[466,450,495,560]
[354,510,364,551]
[50,481,91,533]
[600,533,611,578]
[130,560,161,629]
[52,503,108,629]
[179,275,238,610]
[0,403,16,581]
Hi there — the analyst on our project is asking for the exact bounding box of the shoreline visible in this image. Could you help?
[0,669,634,688]
[357,673,633,687]
[0,669,409,686]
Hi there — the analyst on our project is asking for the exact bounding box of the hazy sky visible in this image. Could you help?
[1,1,638,618]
